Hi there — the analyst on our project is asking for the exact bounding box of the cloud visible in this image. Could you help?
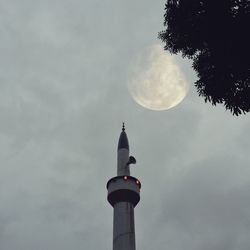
[0,0,249,250]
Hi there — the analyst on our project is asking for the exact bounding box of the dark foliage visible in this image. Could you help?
[159,0,250,115]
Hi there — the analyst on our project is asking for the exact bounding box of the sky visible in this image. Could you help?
[0,0,250,250]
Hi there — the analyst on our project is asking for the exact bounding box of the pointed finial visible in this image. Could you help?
[118,122,129,150]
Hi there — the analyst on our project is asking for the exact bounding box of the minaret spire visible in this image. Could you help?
[107,126,141,250]
[118,125,129,151]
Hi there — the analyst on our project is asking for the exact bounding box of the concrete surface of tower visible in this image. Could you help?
[107,124,141,250]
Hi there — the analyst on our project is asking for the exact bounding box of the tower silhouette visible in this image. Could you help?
[107,124,141,250]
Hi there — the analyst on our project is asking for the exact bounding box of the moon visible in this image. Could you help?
[127,45,189,111]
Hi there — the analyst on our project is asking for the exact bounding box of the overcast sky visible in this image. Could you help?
[0,0,250,250]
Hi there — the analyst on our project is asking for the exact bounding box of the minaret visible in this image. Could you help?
[107,124,141,250]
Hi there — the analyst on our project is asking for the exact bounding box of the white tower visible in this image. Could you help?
[107,124,141,250]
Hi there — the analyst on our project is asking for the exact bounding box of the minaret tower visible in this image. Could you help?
[107,124,141,250]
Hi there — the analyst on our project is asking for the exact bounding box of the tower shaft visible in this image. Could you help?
[113,202,135,250]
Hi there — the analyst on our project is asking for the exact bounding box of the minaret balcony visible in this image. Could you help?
[107,176,141,207]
